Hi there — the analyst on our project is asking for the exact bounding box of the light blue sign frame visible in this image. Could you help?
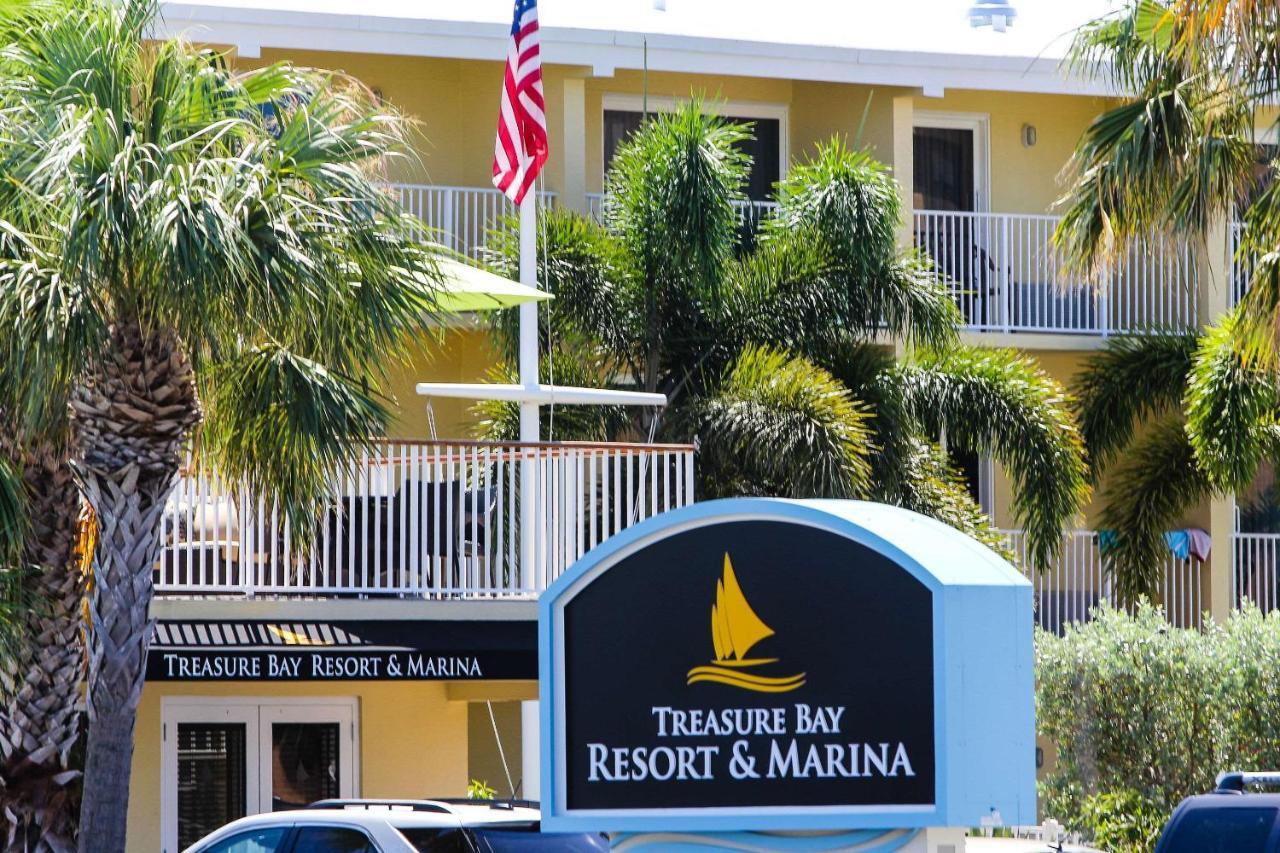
[540,498,1035,833]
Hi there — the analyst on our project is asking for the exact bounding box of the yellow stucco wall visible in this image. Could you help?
[912,89,1111,215]
[128,680,471,852]
[380,327,502,440]
[466,700,524,798]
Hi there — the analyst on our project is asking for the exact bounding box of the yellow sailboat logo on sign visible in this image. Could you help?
[686,554,806,693]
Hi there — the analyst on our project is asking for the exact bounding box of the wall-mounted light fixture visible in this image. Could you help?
[1021,123,1037,147]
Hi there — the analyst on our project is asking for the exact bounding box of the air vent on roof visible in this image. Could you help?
[969,1,1016,32]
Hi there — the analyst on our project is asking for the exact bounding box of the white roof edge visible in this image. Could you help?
[157,3,1116,97]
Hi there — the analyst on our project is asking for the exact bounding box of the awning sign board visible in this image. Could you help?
[539,498,1034,833]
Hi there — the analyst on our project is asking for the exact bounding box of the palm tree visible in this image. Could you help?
[1057,0,1280,535]
[0,1,444,849]
[0,431,84,853]
[481,105,1089,567]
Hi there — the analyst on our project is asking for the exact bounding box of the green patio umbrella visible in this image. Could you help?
[434,257,551,313]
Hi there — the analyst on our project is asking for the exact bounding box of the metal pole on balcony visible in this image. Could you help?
[519,194,539,591]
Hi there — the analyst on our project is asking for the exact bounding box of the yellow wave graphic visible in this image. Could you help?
[686,664,806,693]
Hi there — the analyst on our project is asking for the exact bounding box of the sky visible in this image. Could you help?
[165,0,1126,62]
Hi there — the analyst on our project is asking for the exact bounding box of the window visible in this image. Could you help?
[292,826,379,853]
[177,724,248,849]
[199,827,288,853]
[269,722,341,811]
[1159,806,1277,853]
[601,102,784,201]
[913,126,975,212]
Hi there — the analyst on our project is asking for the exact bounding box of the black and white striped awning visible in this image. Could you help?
[146,619,535,682]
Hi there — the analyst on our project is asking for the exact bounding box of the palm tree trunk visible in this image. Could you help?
[69,323,200,853]
[0,437,86,853]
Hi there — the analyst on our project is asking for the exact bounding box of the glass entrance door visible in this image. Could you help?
[258,703,354,813]
[162,699,358,853]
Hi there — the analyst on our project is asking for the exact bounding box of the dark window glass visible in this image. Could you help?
[200,827,288,853]
[397,827,609,853]
[471,828,611,853]
[270,722,340,811]
[1159,806,1276,853]
[291,826,378,853]
[602,109,781,201]
[177,723,247,849]
[913,126,975,212]
[396,828,468,853]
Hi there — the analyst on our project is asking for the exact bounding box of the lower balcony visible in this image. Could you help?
[157,440,696,599]
[915,210,1201,336]
[1003,529,1206,632]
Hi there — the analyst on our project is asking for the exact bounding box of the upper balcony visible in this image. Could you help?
[914,209,1201,338]
[383,183,1204,342]
[157,439,695,599]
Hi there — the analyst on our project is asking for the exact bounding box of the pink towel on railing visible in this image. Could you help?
[1187,527,1212,562]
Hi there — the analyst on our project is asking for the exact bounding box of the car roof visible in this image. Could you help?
[308,798,543,825]
[1179,792,1280,808]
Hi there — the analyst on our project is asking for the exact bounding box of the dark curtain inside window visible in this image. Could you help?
[603,109,780,200]
[913,126,975,211]
[177,723,247,849]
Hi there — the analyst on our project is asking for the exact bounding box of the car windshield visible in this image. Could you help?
[395,825,610,853]
[1159,806,1277,853]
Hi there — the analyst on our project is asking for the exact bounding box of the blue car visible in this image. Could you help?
[1155,772,1280,853]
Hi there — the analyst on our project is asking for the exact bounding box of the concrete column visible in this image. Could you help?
[1207,495,1236,624]
[520,700,540,801]
[1197,216,1237,623]
[891,93,915,252]
[561,77,588,214]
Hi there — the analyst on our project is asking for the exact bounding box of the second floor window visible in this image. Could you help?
[603,108,782,202]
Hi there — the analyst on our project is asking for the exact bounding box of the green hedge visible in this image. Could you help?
[1036,603,1280,851]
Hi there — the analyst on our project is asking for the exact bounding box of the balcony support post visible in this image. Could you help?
[1198,215,1237,623]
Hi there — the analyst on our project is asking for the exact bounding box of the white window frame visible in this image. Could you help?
[912,110,991,213]
[600,93,789,189]
[160,696,360,853]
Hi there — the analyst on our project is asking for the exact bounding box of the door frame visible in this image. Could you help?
[160,696,360,853]
[912,110,991,213]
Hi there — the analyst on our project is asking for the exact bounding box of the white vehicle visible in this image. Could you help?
[182,799,611,853]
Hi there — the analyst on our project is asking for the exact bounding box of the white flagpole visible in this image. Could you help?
[518,192,538,590]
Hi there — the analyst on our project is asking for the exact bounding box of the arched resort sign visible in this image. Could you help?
[539,498,1035,841]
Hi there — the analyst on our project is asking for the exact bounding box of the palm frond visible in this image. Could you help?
[197,344,391,543]
[482,207,636,373]
[607,99,748,328]
[1072,331,1198,478]
[684,345,873,499]
[1185,311,1280,491]
[896,347,1090,567]
[767,137,960,348]
[875,436,1013,561]
[1098,414,1213,602]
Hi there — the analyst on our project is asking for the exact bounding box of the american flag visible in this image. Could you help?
[492,0,548,205]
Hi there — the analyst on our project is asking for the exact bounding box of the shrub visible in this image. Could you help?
[1036,602,1280,850]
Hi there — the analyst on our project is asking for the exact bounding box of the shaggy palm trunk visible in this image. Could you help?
[69,323,199,853]
[0,438,85,853]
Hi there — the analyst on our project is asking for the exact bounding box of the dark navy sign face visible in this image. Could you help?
[561,520,935,811]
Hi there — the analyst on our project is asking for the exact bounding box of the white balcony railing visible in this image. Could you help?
[1233,531,1280,612]
[156,440,695,599]
[388,184,556,259]
[1003,529,1205,632]
[915,210,1200,335]
[584,192,778,233]
[1231,220,1251,308]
